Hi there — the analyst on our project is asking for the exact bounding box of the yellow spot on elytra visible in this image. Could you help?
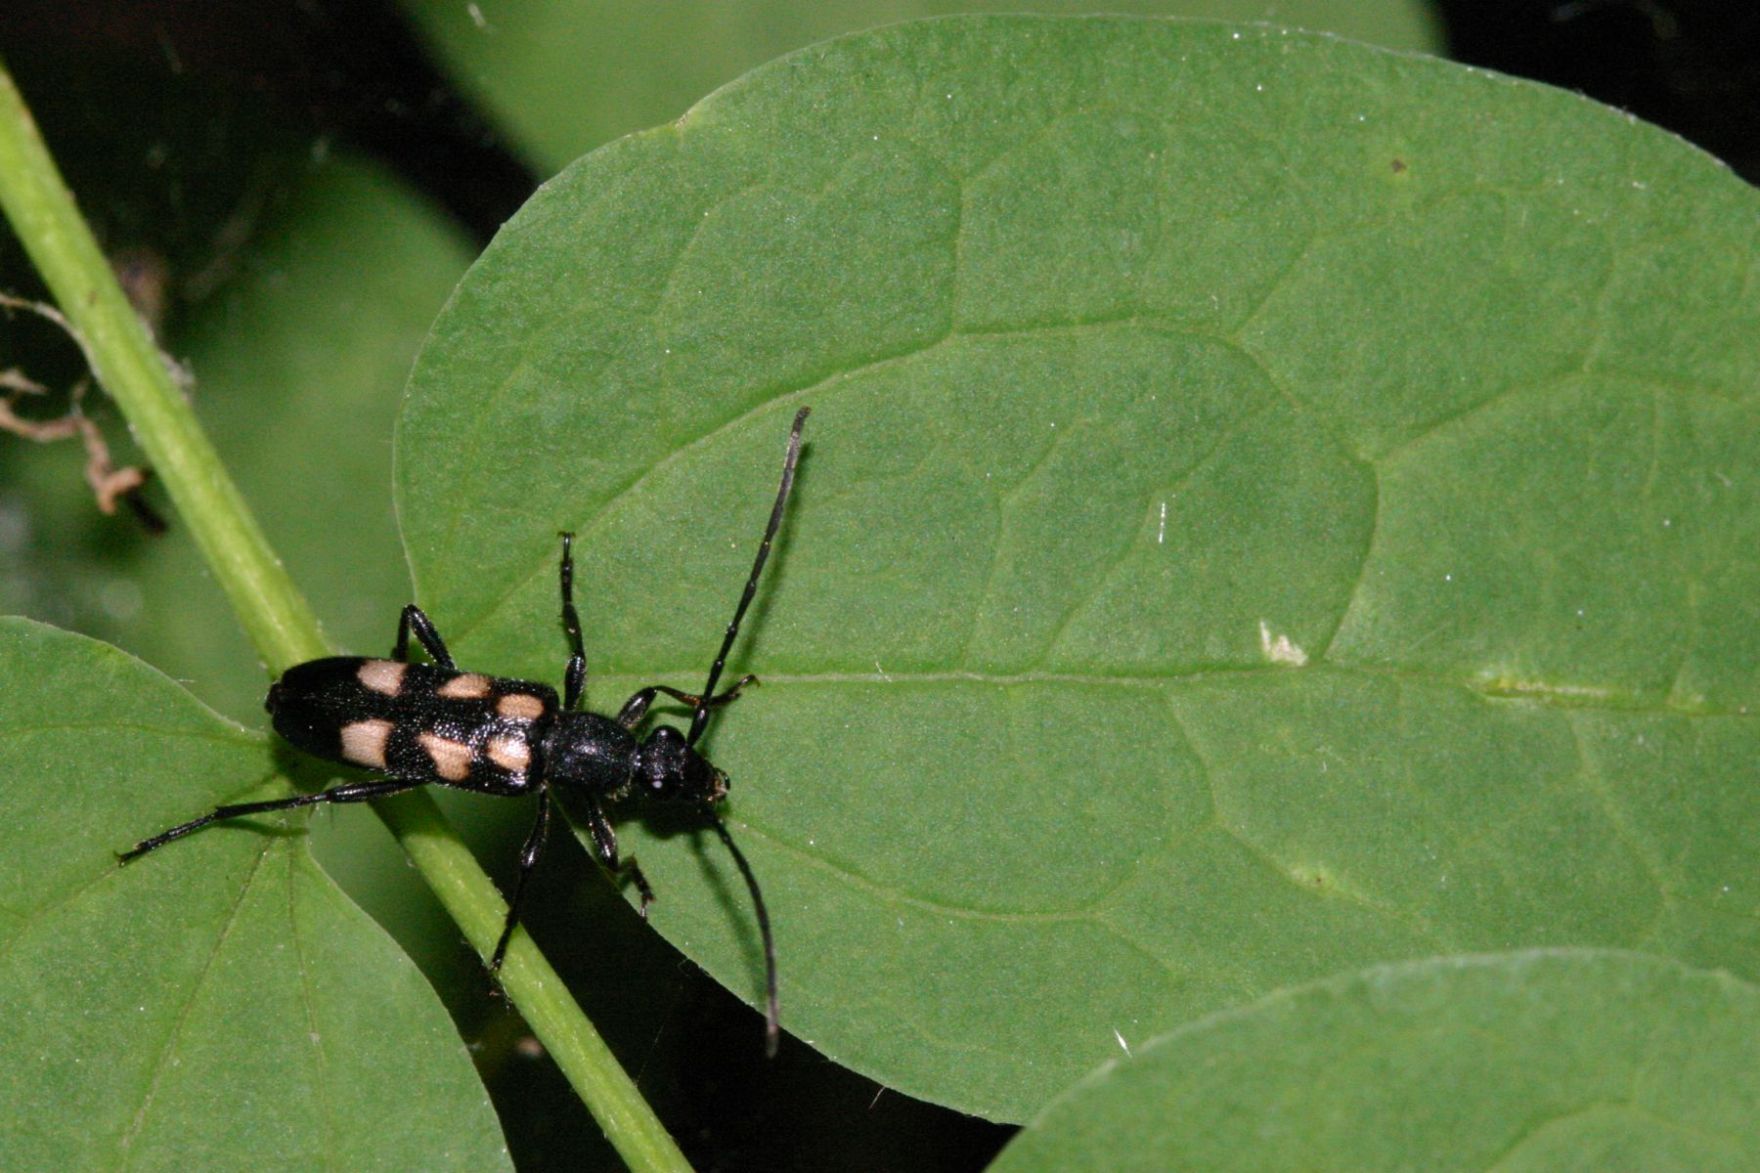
[356,660,406,696]
[437,673,492,700]
[340,719,393,769]
[486,736,531,774]
[497,693,546,721]
[418,731,473,781]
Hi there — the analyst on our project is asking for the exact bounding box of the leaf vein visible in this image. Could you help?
[116,838,278,1167]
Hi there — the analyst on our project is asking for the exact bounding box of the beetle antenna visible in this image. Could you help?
[688,407,809,746]
[710,811,780,1056]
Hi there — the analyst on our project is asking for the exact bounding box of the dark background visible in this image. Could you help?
[1,3,1754,1169]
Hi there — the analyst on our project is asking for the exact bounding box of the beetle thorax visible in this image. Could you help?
[542,711,639,799]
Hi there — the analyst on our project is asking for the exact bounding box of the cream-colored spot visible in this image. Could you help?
[1258,619,1308,667]
[340,719,394,769]
[418,731,474,782]
[356,660,407,696]
[486,736,531,774]
[437,673,492,699]
[496,692,546,721]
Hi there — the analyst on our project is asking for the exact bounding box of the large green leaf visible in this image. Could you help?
[993,950,1760,1170]
[410,0,1440,168]
[399,16,1760,1121]
[0,619,510,1168]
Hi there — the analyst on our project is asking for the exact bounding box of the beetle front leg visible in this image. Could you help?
[615,675,759,729]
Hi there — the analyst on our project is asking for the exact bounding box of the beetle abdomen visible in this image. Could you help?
[267,657,559,795]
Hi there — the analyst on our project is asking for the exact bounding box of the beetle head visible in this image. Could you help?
[634,724,728,803]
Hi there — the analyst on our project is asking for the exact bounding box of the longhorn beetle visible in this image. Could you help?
[121,407,809,1055]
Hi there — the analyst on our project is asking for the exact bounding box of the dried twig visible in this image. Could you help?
[0,290,156,520]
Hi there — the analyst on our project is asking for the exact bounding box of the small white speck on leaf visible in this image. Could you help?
[1482,674,1617,702]
[1259,620,1308,666]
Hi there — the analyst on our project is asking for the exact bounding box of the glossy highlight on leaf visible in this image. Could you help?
[399,17,1760,1120]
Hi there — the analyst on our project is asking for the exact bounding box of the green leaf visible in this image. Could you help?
[992,950,1760,1170]
[411,0,1441,169]
[0,618,510,1169]
[398,16,1760,1121]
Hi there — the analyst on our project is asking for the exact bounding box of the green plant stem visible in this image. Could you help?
[0,59,689,1173]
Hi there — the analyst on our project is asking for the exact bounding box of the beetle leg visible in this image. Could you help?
[118,777,429,862]
[490,787,551,971]
[392,604,456,669]
[615,676,759,729]
[581,797,655,915]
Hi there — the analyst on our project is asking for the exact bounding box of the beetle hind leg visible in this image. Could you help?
[489,788,553,971]
[119,777,429,863]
